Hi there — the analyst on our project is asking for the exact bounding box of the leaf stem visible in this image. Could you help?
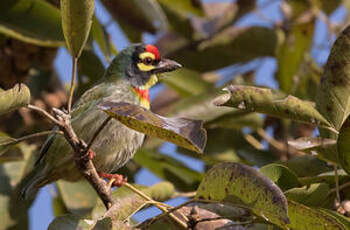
[0,130,63,146]
[67,57,78,114]
[124,182,188,229]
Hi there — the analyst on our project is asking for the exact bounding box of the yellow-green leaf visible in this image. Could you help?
[196,162,290,228]
[0,84,31,116]
[98,101,207,153]
[61,0,95,58]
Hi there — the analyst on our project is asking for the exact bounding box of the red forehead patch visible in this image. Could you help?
[145,44,161,60]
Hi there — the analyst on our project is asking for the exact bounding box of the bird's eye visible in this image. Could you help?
[142,57,153,65]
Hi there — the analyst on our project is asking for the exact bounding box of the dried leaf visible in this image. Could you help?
[98,101,207,153]
[196,162,290,228]
[0,83,31,116]
[61,0,95,58]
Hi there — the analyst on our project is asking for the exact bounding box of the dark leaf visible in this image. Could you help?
[284,183,329,207]
[99,101,207,153]
[0,0,64,47]
[133,149,202,192]
[337,115,350,174]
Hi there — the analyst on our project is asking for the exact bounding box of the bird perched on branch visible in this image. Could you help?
[21,44,182,199]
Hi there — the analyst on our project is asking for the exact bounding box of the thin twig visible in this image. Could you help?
[172,191,197,199]
[136,199,196,229]
[27,104,60,125]
[124,183,189,229]
[329,181,350,196]
[87,117,112,150]
[1,130,63,146]
[67,57,78,114]
[334,164,341,202]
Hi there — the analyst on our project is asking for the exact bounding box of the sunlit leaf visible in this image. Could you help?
[56,180,97,217]
[0,0,64,47]
[133,149,202,191]
[260,163,300,191]
[285,183,329,207]
[288,137,337,163]
[298,170,350,186]
[287,200,346,229]
[0,83,31,116]
[99,101,207,153]
[61,0,95,58]
[316,26,350,136]
[276,18,315,92]
[196,162,290,228]
[215,85,333,129]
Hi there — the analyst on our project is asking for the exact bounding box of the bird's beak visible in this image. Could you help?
[152,59,182,74]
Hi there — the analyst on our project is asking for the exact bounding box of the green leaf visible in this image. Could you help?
[61,0,95,58]
[56,180,97,217]
[298,170,350,186]
[0,83,31,116]
[337,115,350,174]
[91,17,114,62]
[260,163,300,191]
[276,19,315,92]
[196,162,290,228]
[163,26,277,72]
[0,132,23,162]
[284,183,329,207]
[316,26,350,134]
[101,0,167,42]
[0,143,36,229]
[215,85,333,129]
[288,137,338,163]
[287,200,346,230]
[161,68,213,97]
[319,209,350,229]
[283,155,332,177]
[99,101,207,153]
[206,112,264,130]
[0,0,64,47]
[133,149,202,191]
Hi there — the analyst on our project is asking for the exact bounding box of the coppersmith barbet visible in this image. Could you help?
[22,44,182,198]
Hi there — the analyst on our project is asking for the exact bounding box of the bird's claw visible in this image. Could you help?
[99,173,127,187]
[87,149,96,160]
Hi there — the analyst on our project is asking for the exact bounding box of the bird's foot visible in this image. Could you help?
[87,149,96,160]
[99,173,127,187]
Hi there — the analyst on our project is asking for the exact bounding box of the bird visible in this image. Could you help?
[21,44,182,199]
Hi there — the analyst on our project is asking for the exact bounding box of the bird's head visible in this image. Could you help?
[106,44,182,89]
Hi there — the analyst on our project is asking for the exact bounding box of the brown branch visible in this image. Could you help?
[28,104,115,209]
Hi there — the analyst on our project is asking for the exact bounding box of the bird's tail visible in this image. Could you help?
[20,163,48,200]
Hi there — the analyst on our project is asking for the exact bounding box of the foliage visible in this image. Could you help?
[1,0,350,229]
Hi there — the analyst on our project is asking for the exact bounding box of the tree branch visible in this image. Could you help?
[0,130,63,146]
[27,105,115,209]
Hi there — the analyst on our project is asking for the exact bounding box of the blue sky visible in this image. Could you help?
[29,0,346,229]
